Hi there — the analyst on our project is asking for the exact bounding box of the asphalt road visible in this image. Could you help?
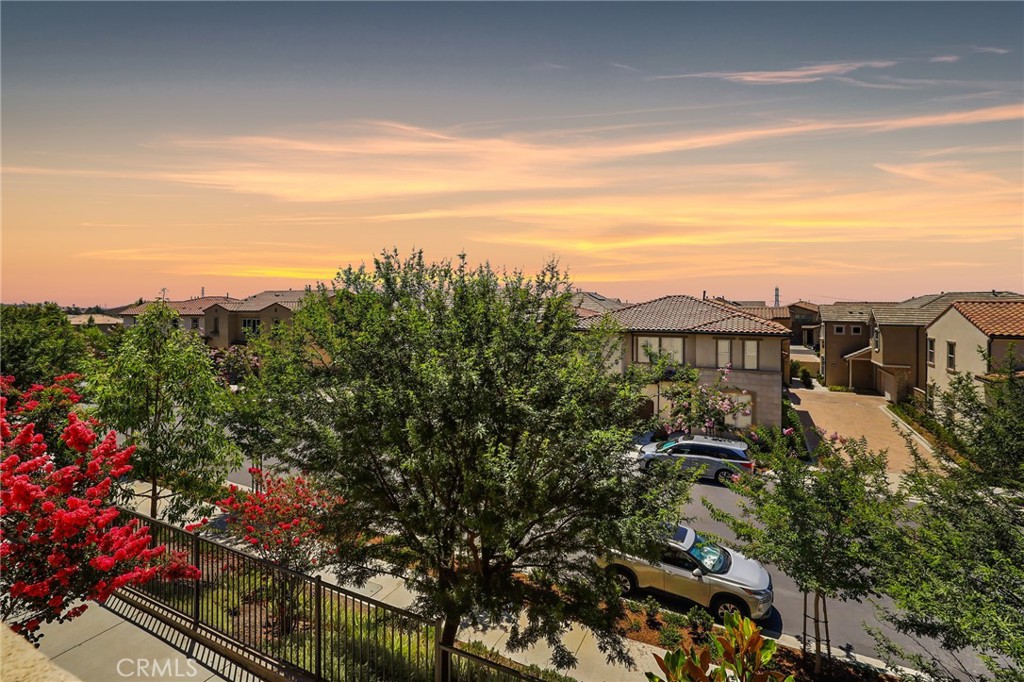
[679,480,988,679]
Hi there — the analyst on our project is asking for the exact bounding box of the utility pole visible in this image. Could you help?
[774,286,780,307]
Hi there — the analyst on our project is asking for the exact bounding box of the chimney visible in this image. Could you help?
[702,290,706,300]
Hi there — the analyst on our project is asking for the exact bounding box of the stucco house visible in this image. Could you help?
[577,295,790,427]
[67,313,123,333]
[865,291,1023,402]
[819,302,896,389]
[204,289,312,349]
[925,300,1024,398]
[121,296,237,337]
[573,290,627,318]
[788,301,820,347]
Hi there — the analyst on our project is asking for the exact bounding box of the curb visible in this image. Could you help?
[767,632,921,678]
[879,405,934,454]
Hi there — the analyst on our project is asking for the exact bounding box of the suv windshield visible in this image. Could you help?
[688,534,730,573]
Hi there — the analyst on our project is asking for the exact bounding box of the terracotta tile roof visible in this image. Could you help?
[121,296,238,316]
[577,295,790,336]
[67,314,123,326]
[872,291,1024,327]
[216,289,311,313]
[736,306,791,320]
[789,301,819,312]
[949,300,1024,337]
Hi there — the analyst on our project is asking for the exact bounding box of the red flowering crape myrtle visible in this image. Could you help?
[0,377,200,644]
[194,469,344,575]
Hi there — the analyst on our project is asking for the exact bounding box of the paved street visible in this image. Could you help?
[680,480,987,679]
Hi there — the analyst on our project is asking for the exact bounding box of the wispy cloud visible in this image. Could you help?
[874,161,1012,186]
[929,55,961,63]
[610,62,640,73]
[650,60,897,84]
[970,45,1011,55]
[530,62,569,71]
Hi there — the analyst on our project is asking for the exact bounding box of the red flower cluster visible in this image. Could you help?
[1,377,199,644]
[194,468,344,574]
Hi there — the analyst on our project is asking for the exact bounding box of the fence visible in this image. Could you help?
[119,509,541,682]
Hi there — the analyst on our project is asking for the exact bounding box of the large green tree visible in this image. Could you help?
[706,436,903,675]
[0,303,87,388]
[93,302,240,520]
[262,251,692,670]
[876,357,1024,682]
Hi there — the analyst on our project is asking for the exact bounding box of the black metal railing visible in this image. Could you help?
[120,509,542,682]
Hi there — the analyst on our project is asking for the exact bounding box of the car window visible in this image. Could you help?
[668,444,691,454]
[660,546,698,570]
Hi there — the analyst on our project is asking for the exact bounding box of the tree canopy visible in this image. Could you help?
[0,304,87,389]
[93,302,239,521]
[260,251,693,669]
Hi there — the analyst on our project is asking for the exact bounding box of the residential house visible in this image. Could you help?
[572,290,627,318]
[577,295,790,427]
[819,303,896,390]
[67,314,123,333]
[204,289,311,349]
[121,296,238,337]
[734,305,792,382]
[867,291,1023,402]
[788,301,820,347]
[925,300,1024,398]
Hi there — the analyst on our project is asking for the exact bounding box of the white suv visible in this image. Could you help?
[605,525,774,621]
[637,435,754,485]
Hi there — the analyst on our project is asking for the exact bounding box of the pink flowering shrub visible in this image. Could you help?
[664,366,748,436]
[1,377,199,644]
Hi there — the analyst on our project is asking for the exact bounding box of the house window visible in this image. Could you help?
[927,338,935,366]
[851,326,862,335]
[634,336,684,364]
[242,318,261,336]
[724,393,753,428]
[191,318,199,330]
[211,316,220,335]
[834,325,845,335]
[873,328,880,352]
[743,340,758,370]
[717,339,732,368]
[946,342,956,370]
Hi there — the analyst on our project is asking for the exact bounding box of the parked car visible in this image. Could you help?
[637,435,754,484]
[604,525,773,621]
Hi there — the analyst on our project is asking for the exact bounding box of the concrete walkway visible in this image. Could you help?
[788,383,931,474]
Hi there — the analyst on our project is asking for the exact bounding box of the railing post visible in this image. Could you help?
[191,531,201,629]
[315,575,323,682]
[434,620,443,682]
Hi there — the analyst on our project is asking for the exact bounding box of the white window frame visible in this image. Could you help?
[743,340,759,370]
[873,328,880,352]
[716,339,732,368]
[947,341,956,370]
[634,336,684,364]
[834,325,845,335]
[927,338,935,366]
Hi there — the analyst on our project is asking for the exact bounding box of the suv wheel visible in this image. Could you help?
[613,568,638,597]
[710,595,749,623]
[715,468,737,485]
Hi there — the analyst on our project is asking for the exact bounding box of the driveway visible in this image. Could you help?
[788,385,931,474]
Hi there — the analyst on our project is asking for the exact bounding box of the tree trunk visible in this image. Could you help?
[822,595,831,667]
[813,591,822,676]
[437,615,461,682]
[150,474,159,518]
[801,591,808,655]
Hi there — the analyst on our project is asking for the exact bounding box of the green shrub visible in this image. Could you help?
[799,368,813,389]
[662,609,688,629]
[658,625,684,649]
[827,385,853,392]
[629,617,643,632]
[643,595,662,628]
[788,359,801,378]
[624,598,643,614]
[683,606,715,645]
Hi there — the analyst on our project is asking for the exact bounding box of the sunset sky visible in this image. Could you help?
[3,2,1022,307]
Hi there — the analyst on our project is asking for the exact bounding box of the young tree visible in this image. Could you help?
[876,357,1024,682]
[706,435,903,675]
[93,302,240,521]
[0,304,87,389]
[261,251,692,671]
[1,388,199,644]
